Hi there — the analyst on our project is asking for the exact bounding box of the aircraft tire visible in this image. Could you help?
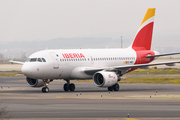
[69,83,75,91]
[113,83,119,91]
[42,87,45,93]
[64,83,69,91]
[42,87,49,93]
[108,86,113,91]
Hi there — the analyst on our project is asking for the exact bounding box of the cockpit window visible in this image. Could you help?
[26,58,46,62]
[37,58,42,62]
[42,58,46,62]
[30,58,37,62]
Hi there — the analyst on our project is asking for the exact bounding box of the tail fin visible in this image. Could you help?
[131,8,156,51]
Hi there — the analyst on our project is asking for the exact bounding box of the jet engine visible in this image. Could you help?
[93,71,118,87]
[26,77,44,87]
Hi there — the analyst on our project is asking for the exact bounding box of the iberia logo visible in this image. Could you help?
[62,53,85,58]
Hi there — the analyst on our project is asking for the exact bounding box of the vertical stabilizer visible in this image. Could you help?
[131,8,156,51]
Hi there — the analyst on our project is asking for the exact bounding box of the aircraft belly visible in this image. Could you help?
[69,67,92,79]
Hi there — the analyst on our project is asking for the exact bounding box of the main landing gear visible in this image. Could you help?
[107,83,119,91]
[63,79,75,91]
[42,86,49,93]
[42,79,53,93]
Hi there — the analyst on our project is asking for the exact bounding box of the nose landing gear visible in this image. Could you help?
[42,79,53,93]
[42,87,49,93]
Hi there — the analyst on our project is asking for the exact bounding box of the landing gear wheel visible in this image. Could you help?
[42,87,49,93]
[113,83,119,91]
[108,86,113,91]
[63,83,69,91]
[69,83,75,91]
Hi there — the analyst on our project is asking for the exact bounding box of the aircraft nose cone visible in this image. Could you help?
[21,64,32,76]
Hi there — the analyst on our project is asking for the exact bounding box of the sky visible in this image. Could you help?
[0,0,180,57]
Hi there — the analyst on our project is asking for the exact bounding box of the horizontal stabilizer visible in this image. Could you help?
[146,52,180,58]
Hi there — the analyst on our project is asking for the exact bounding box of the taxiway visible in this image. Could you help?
[0,77,180,119]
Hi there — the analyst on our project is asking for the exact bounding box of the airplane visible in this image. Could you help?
[10,8,180,93]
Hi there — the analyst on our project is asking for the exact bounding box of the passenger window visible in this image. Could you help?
[38,58,42,62]
[30,58,37,62]
[42,58,46,62]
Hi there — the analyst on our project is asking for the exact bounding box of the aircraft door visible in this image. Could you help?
[50,52,59,69]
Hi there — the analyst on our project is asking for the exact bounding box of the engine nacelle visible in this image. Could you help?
[93,71,118,87]
[26,77,44,87]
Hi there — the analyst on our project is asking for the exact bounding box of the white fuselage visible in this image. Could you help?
[21,47,141,80]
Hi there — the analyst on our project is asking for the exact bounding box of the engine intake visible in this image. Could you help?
[93,71,118,87]
[26,77,44,87]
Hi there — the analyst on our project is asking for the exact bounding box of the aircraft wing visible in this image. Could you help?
[84,61,180,75]
[113,61,180,69]
[9,60,24,64]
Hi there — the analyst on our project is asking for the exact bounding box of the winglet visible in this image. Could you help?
[131,8,156,51]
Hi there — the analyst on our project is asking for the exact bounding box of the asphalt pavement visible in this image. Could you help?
[0,77,180,119]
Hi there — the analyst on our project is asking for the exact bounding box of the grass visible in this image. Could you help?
[0,73,24,77]
[120,77,180,84]
[1,73,180,84]
[1,68,180,84]
[127,68,180,75]
[72,77,180,84]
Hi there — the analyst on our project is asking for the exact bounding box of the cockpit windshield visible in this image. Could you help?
[26,58,46,62]
[30,58,37,62]
[37,58,42,62]
[42,58,46,62]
